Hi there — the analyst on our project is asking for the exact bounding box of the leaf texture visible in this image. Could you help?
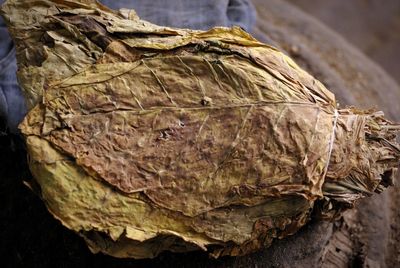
[1,0,399,258]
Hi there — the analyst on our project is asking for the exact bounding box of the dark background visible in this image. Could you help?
[287,0,400,84]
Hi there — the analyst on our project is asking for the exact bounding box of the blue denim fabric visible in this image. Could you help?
[0,0,256,133]
[101,0,256,32]
[0,10,27,133]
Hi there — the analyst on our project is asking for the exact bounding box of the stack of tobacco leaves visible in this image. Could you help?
[1,0,399,259]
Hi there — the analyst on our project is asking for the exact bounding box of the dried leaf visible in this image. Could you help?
[1,0,399,258]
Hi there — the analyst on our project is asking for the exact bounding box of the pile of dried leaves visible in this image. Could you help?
[1,0,399,259]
